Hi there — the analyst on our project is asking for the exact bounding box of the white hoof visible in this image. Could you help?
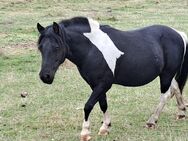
[98,128,109,135]
[80,134,91,141]
[145,123,156,129]
[176,115,186,120]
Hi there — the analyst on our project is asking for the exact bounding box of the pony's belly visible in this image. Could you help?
[114,59,162,86]
[114,72,159,87]
[114,46,164,87]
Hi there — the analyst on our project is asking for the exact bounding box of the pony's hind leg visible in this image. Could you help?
[98,94,111,135]
[146,73,174,128]
[171,78,186,119]
[146,88,172,128]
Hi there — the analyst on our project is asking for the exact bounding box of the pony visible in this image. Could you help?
[37,17,188,141]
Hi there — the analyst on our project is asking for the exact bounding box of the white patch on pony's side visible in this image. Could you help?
[171,28,188,55]
[83,18,124,75]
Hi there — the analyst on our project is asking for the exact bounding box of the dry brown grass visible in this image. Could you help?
[1,42,36,56]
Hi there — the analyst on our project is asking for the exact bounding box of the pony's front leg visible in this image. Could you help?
[80,83,111,141]
[98,112,111,135]
[98,94,111,135]
[81,120,91,141]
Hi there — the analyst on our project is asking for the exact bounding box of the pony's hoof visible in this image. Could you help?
[80,134,91,141]
[98,129,109,136]
[145,123,156,129]
[176,115,186,120]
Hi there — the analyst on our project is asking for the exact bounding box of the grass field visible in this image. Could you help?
[0,0,188,141]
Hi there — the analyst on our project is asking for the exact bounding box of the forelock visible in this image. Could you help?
[38,30,63,48]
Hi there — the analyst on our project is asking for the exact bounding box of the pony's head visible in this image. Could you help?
[37,22,67,84]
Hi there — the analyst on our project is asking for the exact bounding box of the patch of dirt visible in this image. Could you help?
[0,33,8,38]
[5,0,32,4]
[1,42,37,56]
[6,42,37,48]
[1,42,76,68]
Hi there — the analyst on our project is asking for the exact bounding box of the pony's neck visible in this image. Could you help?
[65,30,90,68]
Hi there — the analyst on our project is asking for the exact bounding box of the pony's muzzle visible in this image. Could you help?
[39,71,54,84]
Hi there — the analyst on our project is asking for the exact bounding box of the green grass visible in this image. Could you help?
[0,0,188,141]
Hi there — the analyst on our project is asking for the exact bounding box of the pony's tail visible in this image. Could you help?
[175,34,188,93]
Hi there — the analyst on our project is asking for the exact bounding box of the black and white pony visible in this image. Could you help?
[37,17,188,141]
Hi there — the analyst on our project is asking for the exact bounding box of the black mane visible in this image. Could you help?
[60,17,88,27]
[59,17,91,33]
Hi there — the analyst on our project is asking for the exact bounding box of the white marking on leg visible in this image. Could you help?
[103,111,111,125]
[147,87,172,126]
[81,120,90,136]
[98,111,111,135]
[83,18,124,75]
[171,78,186,118]
[147,78,187,126]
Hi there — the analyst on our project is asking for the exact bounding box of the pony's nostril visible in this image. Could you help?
[39,72,53,84]
[45,74,50,79]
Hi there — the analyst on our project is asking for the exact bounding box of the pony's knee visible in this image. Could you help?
[84,103,93,112]
[84,103,94,120]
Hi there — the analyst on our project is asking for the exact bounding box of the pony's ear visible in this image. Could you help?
[53,22,60,35]
[37,23,45,34]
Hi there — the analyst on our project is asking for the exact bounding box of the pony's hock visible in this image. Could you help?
[37,17,188,140]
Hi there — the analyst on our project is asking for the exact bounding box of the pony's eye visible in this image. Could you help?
[55,46,59,49]
[53,46,60,50]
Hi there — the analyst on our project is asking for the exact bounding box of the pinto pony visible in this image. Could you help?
[37,17,188,141]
